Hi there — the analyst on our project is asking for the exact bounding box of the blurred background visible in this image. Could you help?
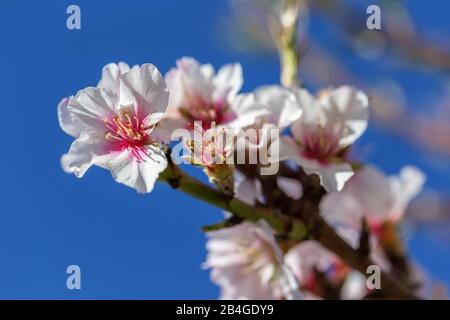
[0,0,449,298]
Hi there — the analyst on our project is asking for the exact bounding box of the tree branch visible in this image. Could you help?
[271,0,301,87]
[159,163,308,241]
[158,162,418,299]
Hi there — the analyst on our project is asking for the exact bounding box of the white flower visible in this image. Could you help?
[321,165,425,231]
[183,123,236,196]
[230,86,304,203]
[163,57,243,131]
[285,240,374,299]
[203,220,302,300]
[317,165,424,275]
[280,86,369,191]
[183,122,234,167]
[234,175,264,205]
[58,63,170,193]
[229,85,303,132]
[285,240,339,286]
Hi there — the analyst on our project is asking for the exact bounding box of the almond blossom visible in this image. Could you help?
[229,85,302,133]
[183,122,236,196]
[285,167,420,301]
[284,240,345,296]
[228,85,304,203]
[58,63,170,193]
[285,240,386,299]
[203,220,302,300]
[320,165,425,236]
[163,57,244,131]
[279,86,369,191]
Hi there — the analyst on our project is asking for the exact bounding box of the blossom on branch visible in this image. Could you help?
[321,165,425,235]
[203,220,301,300]
[58,63,170,193]
[163,57,243,131]
[280,86,369,191]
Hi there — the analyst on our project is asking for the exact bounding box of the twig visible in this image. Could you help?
[158,161,418,299]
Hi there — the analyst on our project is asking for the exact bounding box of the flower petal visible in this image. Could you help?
[68,87,119,133]
[167,57,214,105]
[304,162,354,192]
[277,177,303,200]
[97,62,130,95]
[57,97,81,137]
[253,85,302,128]
[61,132,114,178]
[320,86,369,147]
[235,177,263,205]
[108,145,167,193]
[119,64,169,116]
[345,166,394,217]
[213,63,243,103]
[228,93,271,130]
[389,166,425,221]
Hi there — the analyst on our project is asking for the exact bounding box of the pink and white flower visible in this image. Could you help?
[316,165,424,282]
[203,220,301,300]
[280,86,369,191]
[229,85,304,203]
[284,163,425,298]
[285,240,375,300]
[229,85,303,133]
[285,240,347,294]
[58,63,170,193]
[320,165,425,234]
[164,57,243,131]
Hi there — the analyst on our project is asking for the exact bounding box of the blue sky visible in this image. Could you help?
[0,1,449,299]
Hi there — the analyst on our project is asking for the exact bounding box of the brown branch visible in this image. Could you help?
[158,160,418,299]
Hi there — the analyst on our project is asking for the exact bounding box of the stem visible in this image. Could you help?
[280,36,299,87]
[274,0,300,87]
[159,163,308,240]
[159,163,418,299]
[313,217,417,299]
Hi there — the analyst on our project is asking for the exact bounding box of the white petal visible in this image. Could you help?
[119,64,169,116]
[320,191,364,233]
[346,166,394,217]
[320,86,369,147]
[142,112,165,128]
[165,68,184,109]
[213,63,243,103]
[305,162,354,192]
[277,177,303,200]
[58,97,80,137]
[285,240,337,282]
[278,136,302,161]
[68,87,119,132]
[172,57,214,103]
[389,166,425,221]
[235,177,262,205]
[253,85,302,128]
[153,117,188,143]
[108,145,167,193]
[97,62,130,95]
[292,88,324,125]
[61,133,114,178]
[228,93,270,130]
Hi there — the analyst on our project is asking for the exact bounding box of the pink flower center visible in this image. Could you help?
[104,112,154,161]
[186,124,231,167]
[299,125,342,163]
[180,93,235,130]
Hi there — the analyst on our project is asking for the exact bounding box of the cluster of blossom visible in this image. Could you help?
[58,58,440,299]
